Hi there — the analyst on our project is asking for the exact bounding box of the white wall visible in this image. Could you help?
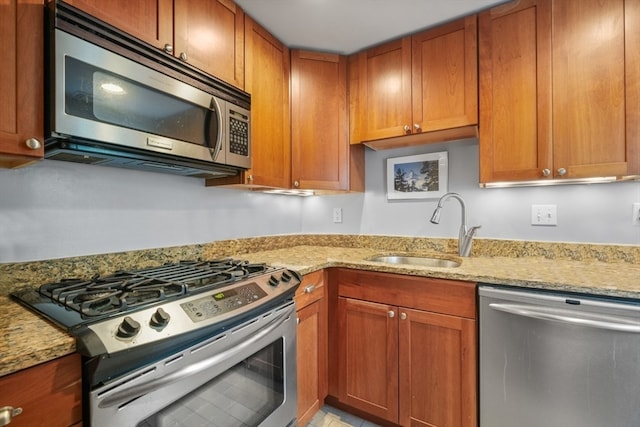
[0,160,303,263]
[301,139,640,245]
[1,139,638,263]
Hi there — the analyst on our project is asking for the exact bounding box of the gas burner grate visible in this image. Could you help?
[36,259,270,318]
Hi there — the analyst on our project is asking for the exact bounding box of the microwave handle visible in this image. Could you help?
[206,97,224,159]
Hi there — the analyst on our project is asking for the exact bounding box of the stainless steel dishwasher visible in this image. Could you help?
[479,285,640,427]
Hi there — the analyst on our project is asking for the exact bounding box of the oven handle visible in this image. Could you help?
[98,307,292,408]
[489,303,640,333]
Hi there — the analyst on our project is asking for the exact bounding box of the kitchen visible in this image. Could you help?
[1,0,640,426]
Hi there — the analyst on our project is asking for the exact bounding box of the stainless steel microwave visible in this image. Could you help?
[45,2,251,179]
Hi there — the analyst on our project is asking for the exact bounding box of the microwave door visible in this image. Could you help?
[52,30,221,165]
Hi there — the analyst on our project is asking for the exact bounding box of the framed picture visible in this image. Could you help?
[386,151,448,200]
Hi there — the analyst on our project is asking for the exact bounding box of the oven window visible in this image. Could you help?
[137,338,285,427]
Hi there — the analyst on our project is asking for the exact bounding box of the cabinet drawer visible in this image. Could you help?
[336,268,476,319]
[295,270,325,309]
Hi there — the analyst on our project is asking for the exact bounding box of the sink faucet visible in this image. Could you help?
[430,192,481,257]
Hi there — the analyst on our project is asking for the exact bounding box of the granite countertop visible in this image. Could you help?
[1,235,639,377]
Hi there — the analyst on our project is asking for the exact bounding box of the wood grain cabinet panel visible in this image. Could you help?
[291,50,364,192]
[243,16,291,188]
[332,268,477,427]
[65,0,244,89]
[295,270,328,427]
[0,0,44,168]
[63,0,173,50]
[479,0,640,183]
[0,353,82,427]
[350,16,478,147]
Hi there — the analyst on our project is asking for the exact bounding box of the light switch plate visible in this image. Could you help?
[531,204,557,226]
[333,207,343,223]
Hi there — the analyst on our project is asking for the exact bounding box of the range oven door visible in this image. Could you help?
[90,302,297,427]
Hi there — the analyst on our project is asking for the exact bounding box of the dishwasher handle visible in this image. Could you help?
[489,303,640,333]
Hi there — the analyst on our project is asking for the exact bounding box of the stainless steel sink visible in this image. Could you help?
[366,255,461,268]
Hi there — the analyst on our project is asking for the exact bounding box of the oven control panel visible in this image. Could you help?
[180,282,268,322]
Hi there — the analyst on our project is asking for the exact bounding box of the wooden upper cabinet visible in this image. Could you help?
[174,0,244,88]
[479,0,640,184]
[244,16,291,188]
[412,16,478,133]
[350,16,478,147]
[351,37,413,142]
[63,0,173,50]
[0,0,44,168]
[291,50,364,192]
[65,0,245,89]
[552,0,638,178]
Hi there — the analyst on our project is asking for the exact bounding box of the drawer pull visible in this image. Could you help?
[303,285,316,294]
[0,406,22,426]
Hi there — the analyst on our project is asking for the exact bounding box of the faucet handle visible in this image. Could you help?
[467,225,481,237]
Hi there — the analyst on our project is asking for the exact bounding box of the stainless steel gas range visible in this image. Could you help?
[12,259,301,427]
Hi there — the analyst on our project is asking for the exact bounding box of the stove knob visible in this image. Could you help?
[268,275,280,287]
[281,270,292,282]
[116,316,141,339]
[150,308,170,328]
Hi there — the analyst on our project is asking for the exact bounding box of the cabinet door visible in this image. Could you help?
[552,0,639,178]
[479,0,553,183]
[64,0,173,50]
[0,354,82,427]
[291,51,349,191]
[174,0,244,89]
[297,299,323,426]
[244,16,291,188]
[398,309,477,427]
[352,37,412,142]
[412,16,478,133]
[338,297,399,423]
[0,0,44,168]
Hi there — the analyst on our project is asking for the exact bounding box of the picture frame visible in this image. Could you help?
[386,151,448,200]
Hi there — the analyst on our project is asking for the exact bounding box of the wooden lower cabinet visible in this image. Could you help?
[0,353,82,427]
[331,268,477,427]
[295,270,328,426]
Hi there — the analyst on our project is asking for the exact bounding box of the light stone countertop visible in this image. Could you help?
[1,236,639,377]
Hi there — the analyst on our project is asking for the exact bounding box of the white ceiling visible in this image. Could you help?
[234,0,510,54]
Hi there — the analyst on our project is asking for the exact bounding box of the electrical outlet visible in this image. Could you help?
[333,207,343,223]
[633,203,640,226]
[531,204,557,226]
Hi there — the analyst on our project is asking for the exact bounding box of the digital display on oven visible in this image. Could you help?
[180,283,268,323]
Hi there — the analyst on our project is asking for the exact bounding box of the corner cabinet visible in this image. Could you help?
[294,270,328,427]
[329,269,477,427]
[479,0,640,184]
[350,16,478,149]
[64,0,245,89]
[0,0,44,168]
[0,353,82,426]
[291,50,364,192]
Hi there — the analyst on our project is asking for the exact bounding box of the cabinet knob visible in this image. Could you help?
[25,138,41,150]
[163,43,173,54]
[247,174,254,184]
[403,125,411,133]
[303,284,316,294]
[179,52,188,61]
[0,406,23,426]
[293,180,300,187]
[400,312,407,320]
[542,168,551,177]
[388,310,395,318]
[557,167,567,176]
[413,123,421,132]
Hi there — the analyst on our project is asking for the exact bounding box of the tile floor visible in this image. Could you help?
[306,406,380,427]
